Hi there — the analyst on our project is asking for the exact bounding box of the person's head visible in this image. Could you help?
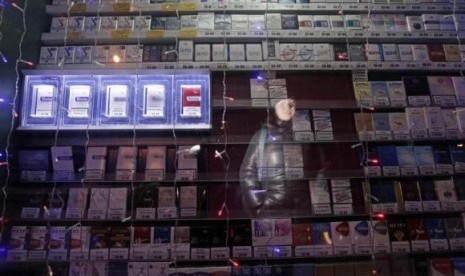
[274,98,296,122]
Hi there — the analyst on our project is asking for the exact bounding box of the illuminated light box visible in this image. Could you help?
[21,76,60,127]
[20,70,211,130]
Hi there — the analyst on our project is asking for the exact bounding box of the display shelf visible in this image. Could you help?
[8,0,465,273]
[35,60,465,71]
[41,30,464,45]
[11,128,465,146]
[9,210,462,224]
[14,170,465,185]
[45,2,459,16]
[10,169,364,183]
[3,251,465,264]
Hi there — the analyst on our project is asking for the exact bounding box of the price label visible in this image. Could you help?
[65,208,83,219]
[333,204,353,215]
[179,29,197,38]
[392,242,410,253]
[21,207,40,219]
[130,249,148,260]
[85,170,103,180]
[334,245,352,255]
[90,249,109,260]
[116,170,134,181]
[145,30,165,38]
[450,239,465,250]
[375,131,393,140]
[69,251,88,261]
[149,249,169,260]
[112,3,131,11]
[433,96,457,107]
[294,246,312,257]
[7,250,27,262]
[136,208,156,220]
[70,3,87,12]
[355,245,372,255]
[191,248,210,260]
[364,166,381,177]
[422,201,441,212]
[400,167,418,176]
[216,63,228,70]
[54,171,73,181]
[313,245,332,256]
[430,239,448,251]
[28,251,47,260]
[411,130,428,139]
[233,246,252,258]
[382,166,400,177]
[373,244,390,254]
[157,207,177,219]
[161,3,176,11]
[111,30,130,39]
[419,165,437,176]
[273,246,291,258]
[48,206,67,221]
[110,248,129,260]
[108,208,126,220]
[405,201,423,212]
[180,208,197,217]
[178,2,197,10]
[48,251,67,261]
[21,171,47,182]
[441,202,456,211]
[67,31,83,42]
[312,204,332,215]
[436,164,453,174]
[87,209,106,220]
[211,247,229,260]
[393,132,410,140]
[172,250,189,260]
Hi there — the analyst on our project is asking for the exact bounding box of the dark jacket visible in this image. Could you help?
[239,117,295,217]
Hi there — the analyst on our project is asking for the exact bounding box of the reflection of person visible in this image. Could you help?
[239,99,296,217]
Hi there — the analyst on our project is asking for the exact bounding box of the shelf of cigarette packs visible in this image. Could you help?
[44,2,463,16]
[36,40,465,72]
[40,28,465,45]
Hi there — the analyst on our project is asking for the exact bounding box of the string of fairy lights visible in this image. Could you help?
[0,0,30,249]
[3,0,465,274]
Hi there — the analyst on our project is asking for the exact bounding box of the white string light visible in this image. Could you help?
[45,1,76,274]
[452,0,464,77]
[216,1,234,271]
[128,0,144,254]
[170,13,181,273]
[359,2,380,276]
[0,0,29,245]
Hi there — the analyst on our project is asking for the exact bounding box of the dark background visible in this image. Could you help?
[0,0,48,147]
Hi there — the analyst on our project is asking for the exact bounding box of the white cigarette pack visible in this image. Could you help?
[178,40,194,61]
[212,44,228,61]
[412,44,429,61]
[246,44,263,61]
[313,43,333,61]
[279,43,297,61]
[422,14,440,30]
[39,47,58,64]
[313,15,330,30]
[195,44,211,61]
[229,44,246,61]
[397,44,414,61]
[406,15,424,31]
[197,12,215,30]
[266,13,282,30]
